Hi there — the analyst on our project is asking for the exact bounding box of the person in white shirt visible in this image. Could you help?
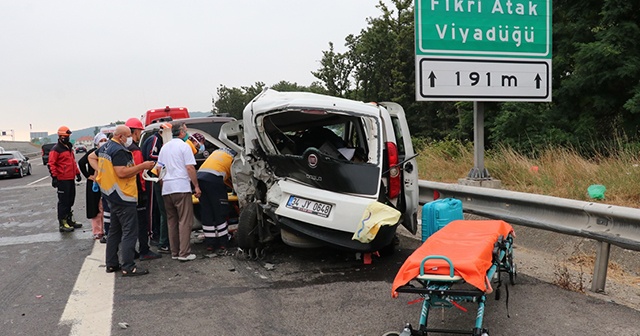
[157,122,201,262]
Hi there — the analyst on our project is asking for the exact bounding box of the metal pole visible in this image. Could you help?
[591,241,610,293]
[468,102,489,179]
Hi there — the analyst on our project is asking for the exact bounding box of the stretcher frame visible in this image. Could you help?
[393,234,516,336]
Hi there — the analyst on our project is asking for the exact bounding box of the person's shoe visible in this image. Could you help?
[177,254,196,262]
[140,251,162,260]
[58,219,74,232]
[215,246,233,256]
[99,236,107,244]
[67,212,83,229]
[171,255,179,260]
[157,245,170,254]
[121,266,149,277]
[106,265,121,273]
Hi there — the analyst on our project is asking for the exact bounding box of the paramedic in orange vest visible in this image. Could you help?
[196,147,236,253]
[91,125,156,276]
[48,126,82,232]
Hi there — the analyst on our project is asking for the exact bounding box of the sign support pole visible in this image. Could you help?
[468,102,490,179]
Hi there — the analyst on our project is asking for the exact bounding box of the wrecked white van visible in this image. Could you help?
[219,89,418,253]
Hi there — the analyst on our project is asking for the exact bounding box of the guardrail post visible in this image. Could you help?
[591,241,611,293]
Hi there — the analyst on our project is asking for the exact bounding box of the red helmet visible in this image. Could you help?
[57,126,72,136]
[125,118,144,130]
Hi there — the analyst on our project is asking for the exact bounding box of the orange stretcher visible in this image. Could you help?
[388,220,517,336]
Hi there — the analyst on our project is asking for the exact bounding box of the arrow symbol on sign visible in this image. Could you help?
[428,71,437,87]
[534,74,542,89]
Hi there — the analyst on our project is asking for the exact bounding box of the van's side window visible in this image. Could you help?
[391,116,406,158]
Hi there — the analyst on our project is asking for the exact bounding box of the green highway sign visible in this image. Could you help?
[416,0,552,58]
[415,0,552,101]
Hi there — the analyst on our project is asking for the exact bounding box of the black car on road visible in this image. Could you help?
[0,151,32,178]
[75,145,87,154]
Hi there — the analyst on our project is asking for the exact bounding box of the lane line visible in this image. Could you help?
[59,240,114,336]
[28,176,49,185]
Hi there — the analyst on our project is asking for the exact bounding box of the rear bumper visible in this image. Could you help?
[278,216,398,252]
[0,167,20,176]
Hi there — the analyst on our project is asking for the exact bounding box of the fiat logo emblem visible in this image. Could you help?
[308,154,318,168]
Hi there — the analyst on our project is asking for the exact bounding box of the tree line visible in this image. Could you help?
[214,0,640,156]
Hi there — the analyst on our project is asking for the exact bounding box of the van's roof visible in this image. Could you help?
[246,89,382,119]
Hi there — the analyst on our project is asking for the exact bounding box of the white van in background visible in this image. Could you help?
[219,89,419,253]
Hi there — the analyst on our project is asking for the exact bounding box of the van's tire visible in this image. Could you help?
[378,234,399,257]
[236,203,261,249]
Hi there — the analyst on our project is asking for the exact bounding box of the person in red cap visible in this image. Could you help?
[48,126,82,232]
[125,118,162,260]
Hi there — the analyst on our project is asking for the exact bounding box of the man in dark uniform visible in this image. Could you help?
[141,124,170,252]
[48,126,82,232]
[125,118,162,260]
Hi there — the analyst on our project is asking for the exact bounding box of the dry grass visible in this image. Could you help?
[417,141,640,208]
[553,264,586,293]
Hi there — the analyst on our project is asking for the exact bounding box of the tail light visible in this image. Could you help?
[386,142,400,199]
[8,159,19,165]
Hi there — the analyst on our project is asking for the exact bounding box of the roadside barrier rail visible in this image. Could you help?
[418,180,640,292]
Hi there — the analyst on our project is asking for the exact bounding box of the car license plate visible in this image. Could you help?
[286,196,332,218]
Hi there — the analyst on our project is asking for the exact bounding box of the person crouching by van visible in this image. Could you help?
[157,122,201,262]
[197,147,236,253]
[48,126,83,232]
[78,133,108,239]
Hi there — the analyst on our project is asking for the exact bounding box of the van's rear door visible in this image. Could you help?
[380,102,419,234]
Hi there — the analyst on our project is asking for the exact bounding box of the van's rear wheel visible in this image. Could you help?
[236,203,260,249]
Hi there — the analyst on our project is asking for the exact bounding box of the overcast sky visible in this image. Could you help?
[1,1,390,141]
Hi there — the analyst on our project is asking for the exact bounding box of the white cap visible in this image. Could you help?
[94,132,108,145]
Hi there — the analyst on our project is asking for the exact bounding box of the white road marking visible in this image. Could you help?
[27,176,49,185]
[59,240,114,336]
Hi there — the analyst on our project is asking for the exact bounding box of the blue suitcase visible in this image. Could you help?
[421,198,463,241]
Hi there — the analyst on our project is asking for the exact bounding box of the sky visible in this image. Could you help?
[0,1,390,141]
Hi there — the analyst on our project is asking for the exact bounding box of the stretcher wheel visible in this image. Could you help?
[472,328,489,336]
[509,262,517,285]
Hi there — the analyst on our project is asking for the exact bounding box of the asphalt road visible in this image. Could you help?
[0,157,639,336]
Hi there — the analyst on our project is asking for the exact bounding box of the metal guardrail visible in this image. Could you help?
[418,180,640,292]
[24,152,40,159]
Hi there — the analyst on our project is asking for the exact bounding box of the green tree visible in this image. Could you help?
[311,42,354,97]
[215,82,267,119]
[313,0,461,140]
[545,0,640,148]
